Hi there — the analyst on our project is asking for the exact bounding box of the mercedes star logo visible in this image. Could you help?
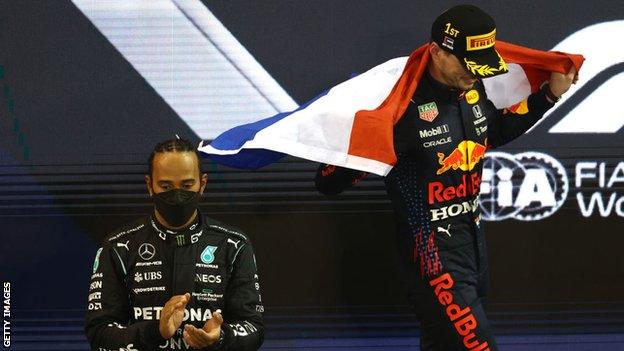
[138,243,156,261]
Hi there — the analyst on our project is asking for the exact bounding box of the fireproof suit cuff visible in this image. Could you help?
[534,83,557,110]
[196,324,230,350]
[215,322,264,350]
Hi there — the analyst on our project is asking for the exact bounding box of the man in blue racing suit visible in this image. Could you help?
[315,5,576,351]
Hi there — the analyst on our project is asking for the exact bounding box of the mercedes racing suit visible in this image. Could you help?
[315,72,555,351]
[85,214,264,351]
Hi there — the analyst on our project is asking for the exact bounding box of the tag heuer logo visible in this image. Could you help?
[418,102,439,122]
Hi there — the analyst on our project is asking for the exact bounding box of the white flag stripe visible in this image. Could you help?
[483,63,531,109]
[199,57,409,175]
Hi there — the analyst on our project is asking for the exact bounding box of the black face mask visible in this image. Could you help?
[152,189,200,228]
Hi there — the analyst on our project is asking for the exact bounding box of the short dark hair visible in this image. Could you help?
[148,138,203,177]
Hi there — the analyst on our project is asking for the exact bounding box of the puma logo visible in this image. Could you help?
[227,238,241,249]
[437,224,452,237]
[117,240,130,251]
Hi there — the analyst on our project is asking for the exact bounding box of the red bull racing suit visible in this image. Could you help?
[85,214,264,351]
[315,72,555,351]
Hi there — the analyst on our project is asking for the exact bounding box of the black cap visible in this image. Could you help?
[431,4,508,78]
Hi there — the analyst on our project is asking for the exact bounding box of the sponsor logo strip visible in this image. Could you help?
[133,286,166,294]
[480,152,568,221]
[436,140,487,175]
[465,90,480,104]
[430,198,480,222]
[429,173,482,204]
[429,273,490,350]
[134,307,213,322]
[195,274,222,284]
[418,102,439,122]
[466,29,496,51]
[420,124,450,139]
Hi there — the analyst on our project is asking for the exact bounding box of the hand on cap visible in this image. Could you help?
[548,65,578,98]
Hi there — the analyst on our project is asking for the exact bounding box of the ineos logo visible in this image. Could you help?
[138,243,156,261]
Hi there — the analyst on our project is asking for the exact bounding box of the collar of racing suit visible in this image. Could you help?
[418,70,467,103]
[149,213,203,247]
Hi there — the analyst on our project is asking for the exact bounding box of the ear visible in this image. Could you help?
[199,173,208,195]
[145,175,154,196]
[429,42,441,58]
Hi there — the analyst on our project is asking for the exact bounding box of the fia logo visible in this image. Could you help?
[480,151,568,221]
[201,245,218,264]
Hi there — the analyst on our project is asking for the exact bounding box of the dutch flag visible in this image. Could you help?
[198,41,584,176]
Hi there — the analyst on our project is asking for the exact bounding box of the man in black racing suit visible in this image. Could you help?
[315,5,576,351]
[85,138,264,351]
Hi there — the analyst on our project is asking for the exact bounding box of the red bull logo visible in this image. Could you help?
[429,273,491,350]
[428,173,482,204]
[436,140,488,175]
